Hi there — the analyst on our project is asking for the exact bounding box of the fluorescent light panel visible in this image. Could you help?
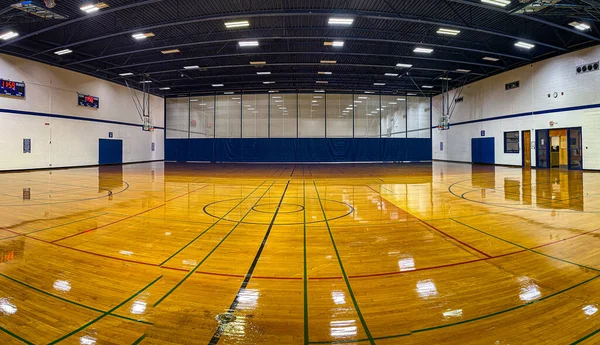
[328,18,354,25]
[318,71,332,75]
[414,47,433,54]
[54,49,73,55]
[0,31,18,40]
[159,87,171,90]
[422,85,433,88]
[385,73,399,77]
[324,41,344,47]
[396,63,413,68]
[250,61,266,65]
[263,81,275,84]
[320,60,337,64]
[183,65,200,70]
[212,84,224,87]
[437,28,461,36]
[119,72,134,76]
[316,81,328,84]
[239,40,259,47]
[456,69,471,73]
[483,56,499,61]
[132,32,155,40]
[225,20,249,28]
[161,49,180,54]
[439,77,452,81]
[81,2,108,13]
[257,71,271,75]
[481,0,511,7]
[515,41,535,49]
[374,83,386,86]
[569,22,591,31]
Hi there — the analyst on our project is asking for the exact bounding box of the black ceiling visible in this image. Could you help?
[0,0,599,96]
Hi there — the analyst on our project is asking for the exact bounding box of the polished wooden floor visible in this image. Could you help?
[0,162,599,344]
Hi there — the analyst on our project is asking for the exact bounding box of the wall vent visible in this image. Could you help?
[455,96,464,103]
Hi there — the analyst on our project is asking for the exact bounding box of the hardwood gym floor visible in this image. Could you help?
[0,162,598,345]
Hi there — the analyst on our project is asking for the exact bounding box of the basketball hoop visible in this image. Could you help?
[438,115,450,131]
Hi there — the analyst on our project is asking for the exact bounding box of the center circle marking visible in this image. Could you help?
[252,203,305,214]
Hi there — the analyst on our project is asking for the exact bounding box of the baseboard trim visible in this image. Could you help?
[0,160,165,174]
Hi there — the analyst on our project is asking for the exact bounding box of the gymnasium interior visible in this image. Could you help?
[1,0,600,344]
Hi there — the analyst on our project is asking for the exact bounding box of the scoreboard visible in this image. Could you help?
[78,93,100,108]
[0,79,25,98]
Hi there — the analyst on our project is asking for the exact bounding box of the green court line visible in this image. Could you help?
[158,181,267,266]
[451,219,600,273]
[0,325,34,345]
[1,213,109,240]
[132,334,147,345]
[307,214,600,344]
[47,275,162,345]
[571,327,600,344]
[303,181,309,345]
[153,181,277,307]
[308,273,600,344]
[313,181,376,345]
[0,273,151,325]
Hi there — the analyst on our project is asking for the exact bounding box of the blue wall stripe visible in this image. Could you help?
[0,108,165,130]
[431,102,600,128]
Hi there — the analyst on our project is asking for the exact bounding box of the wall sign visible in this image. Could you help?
[481,130,485,137]
[108,132,113,138]
[78,93,100,109]
[0,79,25,98]
[440,142,443,151]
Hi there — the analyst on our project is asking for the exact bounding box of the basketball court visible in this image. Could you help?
[0,1,599,344]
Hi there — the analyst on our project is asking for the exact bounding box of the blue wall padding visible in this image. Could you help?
[166,138,432,162]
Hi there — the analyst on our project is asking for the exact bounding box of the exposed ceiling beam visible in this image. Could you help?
[447,0,600,42]
[64,35,528,68]
[0,0,164,49]
[26,9,566,57]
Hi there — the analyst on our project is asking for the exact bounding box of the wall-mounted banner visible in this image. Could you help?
[0,79,25,98]
[78,93,100,109]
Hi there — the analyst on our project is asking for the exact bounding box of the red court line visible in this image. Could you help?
[366,185,492,258]
[51,185,210,243]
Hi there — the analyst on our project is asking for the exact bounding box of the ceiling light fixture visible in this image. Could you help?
[119,72,134,76]
[54,49,73,55]
[396,63,413,68]
[385,73,399,77]
[483,56,499,61]
[257,71,271,75]
[183,65,200,70]
[0,31,18,40]
[225,20,250,28]
[132,32,155,40]
[569,22,591,31]
[437,28,461,36]
[481,0,511,7]
[318,71,332,75]
[320,60,337,64]
[456,69,471,73]
[374,83,386,86]
[212,84,224,87]
[324,41,345,47]
[250,61,266,65]
[328,18,354,25]
[161,49,181,54]
[515,41,535,49]
[414,47,433,54]
[239,41,259,47]
[159,87,171,90]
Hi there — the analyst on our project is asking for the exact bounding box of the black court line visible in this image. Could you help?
[207,180,291,345]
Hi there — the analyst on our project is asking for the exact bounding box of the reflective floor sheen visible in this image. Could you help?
[0,162,599,345]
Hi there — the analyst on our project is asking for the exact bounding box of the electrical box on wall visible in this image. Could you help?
[576,61,599,74]
[505,81,520,91]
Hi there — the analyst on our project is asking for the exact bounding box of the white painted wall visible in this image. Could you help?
[433,44,600,169]
[0,54,164,171]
